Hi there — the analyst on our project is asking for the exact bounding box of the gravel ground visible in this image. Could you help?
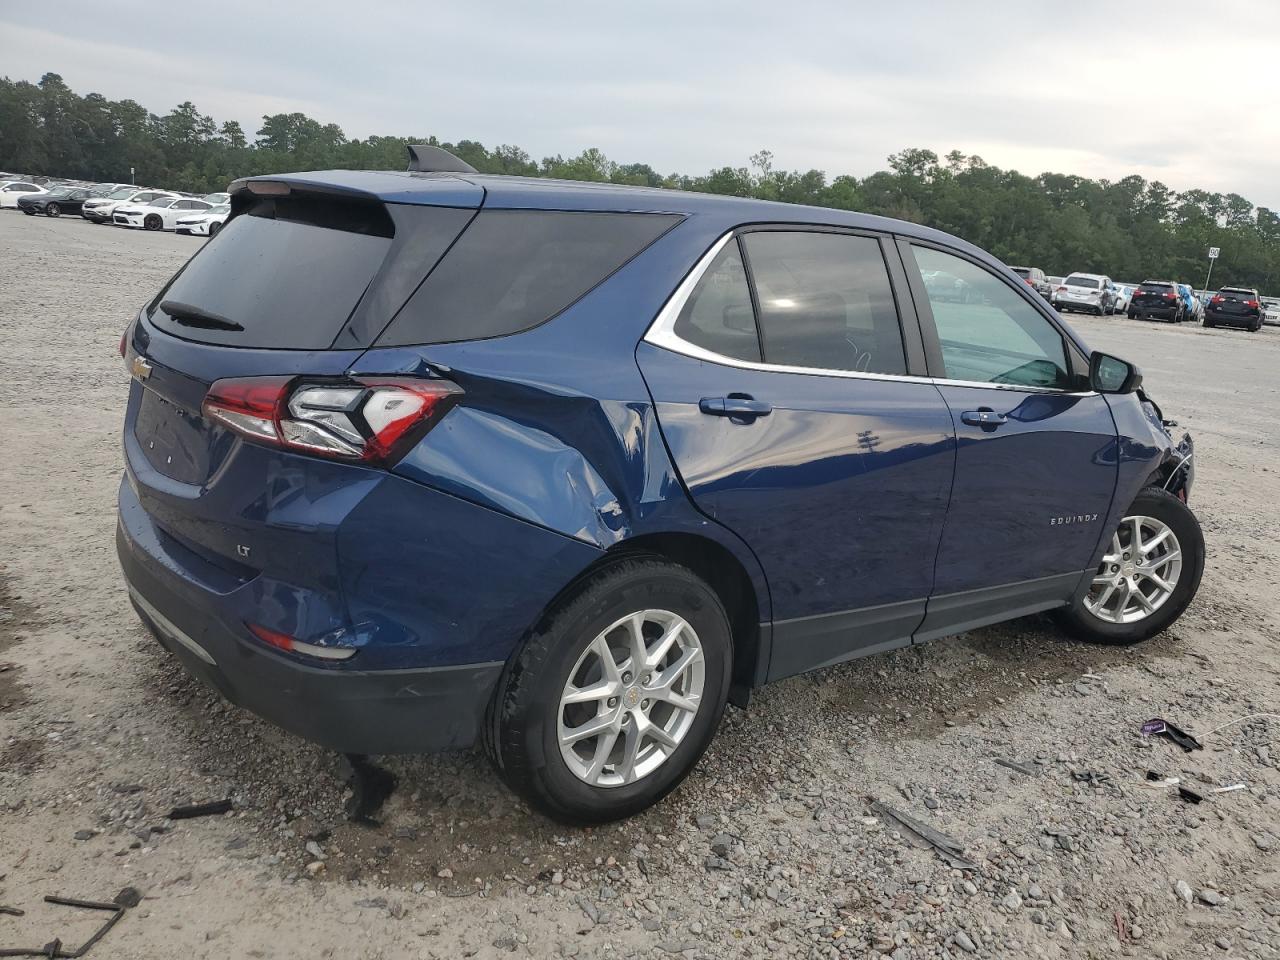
[1,211,1278,960]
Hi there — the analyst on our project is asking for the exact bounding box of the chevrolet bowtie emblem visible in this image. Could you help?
[130,356,153,380]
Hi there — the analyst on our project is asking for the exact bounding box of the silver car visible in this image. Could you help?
[1055,273,1117,316]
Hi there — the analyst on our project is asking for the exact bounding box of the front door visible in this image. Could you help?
[639,229,956,679]
[902,242,1118,641]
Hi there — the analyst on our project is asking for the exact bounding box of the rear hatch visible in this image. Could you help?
[1132,283,1176,308]
[124,176,481,571]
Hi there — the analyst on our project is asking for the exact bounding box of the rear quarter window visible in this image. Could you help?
[375,210,680,346]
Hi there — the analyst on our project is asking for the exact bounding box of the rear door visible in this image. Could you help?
[900,241,1117,640]
[639,227,956,680]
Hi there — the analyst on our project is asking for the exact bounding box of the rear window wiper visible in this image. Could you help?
[160,300,244,332]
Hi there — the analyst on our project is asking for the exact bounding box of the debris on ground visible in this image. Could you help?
[0,894,128,958]
[1141,717,1203,751]
[342,754,398,825]
[869,799,977,871]
[166,799,233,820]
[993,758,1036,776]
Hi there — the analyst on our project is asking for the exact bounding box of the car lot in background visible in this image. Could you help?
[1129,280,1184,321]
[1204,287,1264,331]
[17,185,97,217]
[1054,272,1116,314]
[0,180,47,207]
[175,201,230,236]
[1177,284,1201,322]
[1111,283,1131,314]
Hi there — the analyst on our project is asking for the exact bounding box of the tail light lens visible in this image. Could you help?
[203,376,461,465]
[1163,292,1175,299]
[1056,285,1067,292]
[1245,299,1260,308]
[119,330,128,358]
[246,623,357,661]
[1211,295,1224,304]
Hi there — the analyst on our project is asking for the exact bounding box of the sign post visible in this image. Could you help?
[1202,246,1219,298]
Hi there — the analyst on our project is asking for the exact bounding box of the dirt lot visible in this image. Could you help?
[1,211,1278,960]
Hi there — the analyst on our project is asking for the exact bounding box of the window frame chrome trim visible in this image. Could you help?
[642,230,1098,398]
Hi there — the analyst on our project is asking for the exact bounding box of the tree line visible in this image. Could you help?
[2,72,1276,291]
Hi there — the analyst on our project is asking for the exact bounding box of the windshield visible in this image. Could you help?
[1065,276,1099,289]
[108,188,135,199]
[210,203,230,214]
[203,192,229,203]
[148,198,176,207]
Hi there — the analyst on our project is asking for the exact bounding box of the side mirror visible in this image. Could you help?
[1090,352,1142,394]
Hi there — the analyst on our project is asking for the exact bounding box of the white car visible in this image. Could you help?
[202,192,230,205]
[175,203,230,237]
[1262,298,1280,327]
[1112,284,1131,314]
[1054,272,1118,316]
[0,180,47,209]
[82,188,175,223]
[114,196,213,231]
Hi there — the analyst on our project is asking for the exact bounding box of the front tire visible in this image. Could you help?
[1057,487,1203,645]
[486,558,732,823]
[144,214,163,231]
[46,203,61,218]
[208,221,221,237]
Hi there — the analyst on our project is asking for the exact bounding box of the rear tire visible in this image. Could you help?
[46,203,61,218]
[486,558,732,823]
[1056,487,1203,646]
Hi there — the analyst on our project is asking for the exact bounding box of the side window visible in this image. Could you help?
[673,239,760,362]
[742,231,907,375]
[911,246,1071,390]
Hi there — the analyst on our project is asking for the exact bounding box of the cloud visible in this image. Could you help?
[2,0,1277,206]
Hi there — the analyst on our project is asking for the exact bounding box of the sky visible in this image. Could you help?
[2,0,1277,208]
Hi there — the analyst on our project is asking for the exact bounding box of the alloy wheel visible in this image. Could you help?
[557,609,705,787]
[1084,515,1183,624]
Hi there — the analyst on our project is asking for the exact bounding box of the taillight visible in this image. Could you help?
[202,376,461,465]
[246,623,357,661]
[1211,295,1224,304]
[1056,286,1067,292]
[1024,278,1035,285]
[1163,292,1175,299]
[1245,299,1260,308]
[119,330,128,358]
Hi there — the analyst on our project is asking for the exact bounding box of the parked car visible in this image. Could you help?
[0,180,47,208]
[202,192,230,205]
[1128,280,1184,322]
[16,185,96,217]
[117,150,1203,822]
[921,269,977,303]
[83,189,175,223]
[1009,265,1053,299]
[1111,284,1131,315]
[175,202,230,237]
[1204,287,1264,331]
[114,196,213,231]
[1261,297,1280,327]
[1176,284,1201,322]
[1055,273,1116,315]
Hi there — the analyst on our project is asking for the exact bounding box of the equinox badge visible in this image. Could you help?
[130,356,153,381]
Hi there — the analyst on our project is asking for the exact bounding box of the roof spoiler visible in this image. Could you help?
[406,144,477,174]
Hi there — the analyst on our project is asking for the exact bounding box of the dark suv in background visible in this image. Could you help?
[1204,287,1264,331]
[116,147,1203,822]
[1128,280,1185,322]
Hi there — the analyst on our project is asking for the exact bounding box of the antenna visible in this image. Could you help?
[406,144,477,174]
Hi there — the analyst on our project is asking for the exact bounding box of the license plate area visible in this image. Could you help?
[134,387,234,485]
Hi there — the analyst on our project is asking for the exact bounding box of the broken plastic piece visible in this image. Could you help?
[994,758,1036,776]
[869,799,977,871]
[1177,786,1204,804]
[0,895,126,958]
[1140,718,1203,752]
[167,799,233,820]
[1211,783,1246,794]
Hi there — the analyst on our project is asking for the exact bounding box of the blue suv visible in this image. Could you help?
[117,147,1202,822]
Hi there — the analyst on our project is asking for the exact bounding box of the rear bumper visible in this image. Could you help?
[1133,304,1178,318]
[117,507,503,754]
[1205,310,1259,327]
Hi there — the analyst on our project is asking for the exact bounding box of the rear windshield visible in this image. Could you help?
[1139,283,1173,293]
[1064,276,1099,289]
[1010,267,1031,278]
[376,210,680,346]
[149,196,396,349]
[1219,288,1256,298]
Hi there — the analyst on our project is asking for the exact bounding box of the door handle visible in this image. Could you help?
[960,408,1007,428]
[700,396,772,420]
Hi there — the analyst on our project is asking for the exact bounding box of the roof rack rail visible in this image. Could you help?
[406,144,477,174]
